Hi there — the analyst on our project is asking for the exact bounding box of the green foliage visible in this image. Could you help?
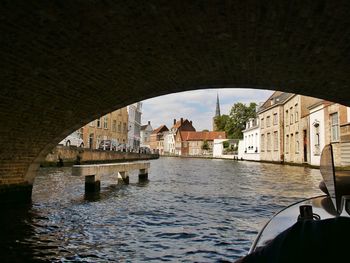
[202,129,209,132]
[228,102,257,139]
[215,102,257,139]
[223,141,230,148]
[202,140,210,150]
[214,114,230,131]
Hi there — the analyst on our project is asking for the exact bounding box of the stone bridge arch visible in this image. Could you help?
[1,1,350,203]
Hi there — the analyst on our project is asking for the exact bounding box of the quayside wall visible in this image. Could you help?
[42,146,159,167]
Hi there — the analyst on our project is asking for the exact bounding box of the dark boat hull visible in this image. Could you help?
[249,195,339,253]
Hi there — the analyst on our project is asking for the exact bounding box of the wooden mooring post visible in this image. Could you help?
[72,162,150,193]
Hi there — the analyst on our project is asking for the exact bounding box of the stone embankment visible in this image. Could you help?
[42,146,159,167]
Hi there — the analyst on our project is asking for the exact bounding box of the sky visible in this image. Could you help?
[141,88,273,131]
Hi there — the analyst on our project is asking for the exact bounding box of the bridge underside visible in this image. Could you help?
[1,1,350,203]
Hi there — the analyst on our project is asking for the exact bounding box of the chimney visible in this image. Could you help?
[148,121,150,125]
[181,118,183,124]
[174,119,176,125]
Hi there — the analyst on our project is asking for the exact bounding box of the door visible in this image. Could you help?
[303,130,308,162]
[89,133,94,149]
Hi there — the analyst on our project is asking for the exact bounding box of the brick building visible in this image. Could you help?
[169,118,196,155]
[149,125,169,154]
[176,131,226,156]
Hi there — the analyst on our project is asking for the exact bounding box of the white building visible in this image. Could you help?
[163,131,176,154]
[309,102,326,166]
[127,102,142,150]
[140,121,153,148]
[213,139,228,157]
[238,117,260,161]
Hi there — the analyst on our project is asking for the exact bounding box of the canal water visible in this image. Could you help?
[0,158,323,262]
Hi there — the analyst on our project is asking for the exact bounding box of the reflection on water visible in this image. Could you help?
[0,158,322,262]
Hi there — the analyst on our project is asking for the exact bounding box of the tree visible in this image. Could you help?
[228,102,257,139]
[214,114,230,131]
[202,140,210,150]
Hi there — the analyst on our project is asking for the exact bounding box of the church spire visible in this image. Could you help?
[213,93,221,131]
[215,93,221,117]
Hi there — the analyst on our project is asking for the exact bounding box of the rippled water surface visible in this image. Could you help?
[0,158,323,262]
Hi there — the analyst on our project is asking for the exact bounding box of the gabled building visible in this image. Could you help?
[149,125,169,154]
[167,118,196,155]
[258,91,293,162]
[283,95,322,164]
[176,131,226,156]
[172,118,196,133]
[140,121,153,148]
[309,101,350,167]
[239,117,260,161]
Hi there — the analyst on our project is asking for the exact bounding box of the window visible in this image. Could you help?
[273,131,278,151]
[273,113,278,125]
[314,123,320,146]
[290,107,293,124]
[97,118,101,128]
[261,118,264,129]
[112,120,117,132]
[123,123,127,133]
[285,110,289,126]
[104,116,108,129]
[89,133,94,149]
[290,133,294,154]
[330,112,339,142]
[261,134,265,151]
[267,133,271,151]
[286,135,289,153]
[295,132,299,153]
[96,135,102,149]
[118,122,121,132]
[313,122,321,156]
[295,104,299,122]
[266,116,271,127]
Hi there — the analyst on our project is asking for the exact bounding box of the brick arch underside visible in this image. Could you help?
[1,1,350,200]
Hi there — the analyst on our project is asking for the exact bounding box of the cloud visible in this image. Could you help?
[141,88,273,131]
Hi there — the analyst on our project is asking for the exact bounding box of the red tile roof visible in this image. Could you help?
[152,125,169,134]
[180,131,226,141]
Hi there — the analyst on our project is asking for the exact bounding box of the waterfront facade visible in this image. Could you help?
[171,118,196,155]
[127,102,142,150]
[163,131,176,155]
[240,117,260,161]
[323,103,350,167]
[305,100,350,167]
[283,95,321,164]
[258,91,292,162]
[177,131,226,156]
[140,121,153,148]
[309,101,328,166]
[149,125,169,154]
[82,107,129,149]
